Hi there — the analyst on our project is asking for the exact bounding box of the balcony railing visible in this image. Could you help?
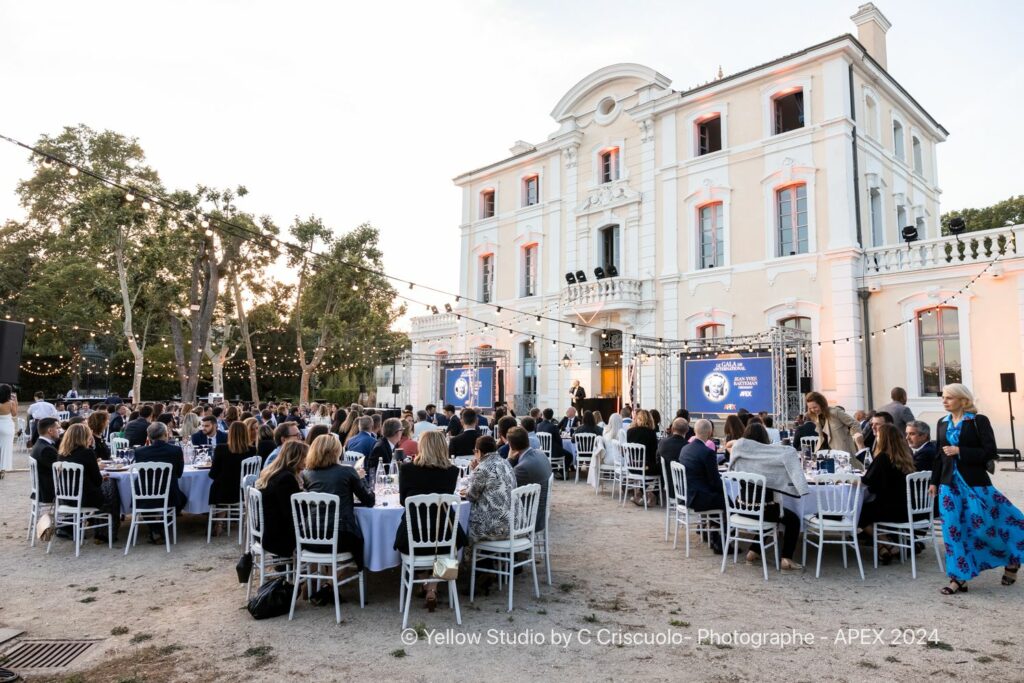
[410,312,458,336]
[560,277,643,312]
[863,225,1021,275]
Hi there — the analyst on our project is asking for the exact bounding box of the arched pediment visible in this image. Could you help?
[550,63,671,123]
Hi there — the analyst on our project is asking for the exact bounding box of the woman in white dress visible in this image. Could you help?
[601,412,628,467]
[0,384,17,476]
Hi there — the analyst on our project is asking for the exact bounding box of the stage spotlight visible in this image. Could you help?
[444,303,452,313]
[430,305,439,315]
[575,270,587,283]
[948,217,966,235]
[594,266,606,280]
[565,272,576,284]
[607,264,619,277]
[901,225,919,243]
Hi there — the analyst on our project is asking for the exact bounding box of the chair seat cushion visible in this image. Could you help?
[400,552,452,569]
[299,550,355,564]
[687,508,724,516]
[804,515,855,530]
[475,537,534,553]
[728,513,773,530]
[56,505,101,515]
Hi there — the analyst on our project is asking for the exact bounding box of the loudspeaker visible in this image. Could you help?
[497,369,505,403]
[391,383,400,395]
[1001,372,1017,394]
[799,377,812,394]
[0,320,26,385]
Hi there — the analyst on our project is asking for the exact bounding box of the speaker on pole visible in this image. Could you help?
[1001,373,1017,394]
[0,320,26,386]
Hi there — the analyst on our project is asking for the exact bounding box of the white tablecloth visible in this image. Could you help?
[562,439,577,464]
[723,479,864,531]
[107,466,215,516]
[354,495,471,572]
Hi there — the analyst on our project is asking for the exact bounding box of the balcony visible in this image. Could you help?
[560,277,644,315]
[410,313,458,338]
[863,225,1021,276]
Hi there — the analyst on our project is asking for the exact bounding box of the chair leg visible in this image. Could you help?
[842,541,848,568]
[358,570,365,609]
[760,531,769,581]
[872,526,879,569]
[507,553,515,612]
[469,547,478,603]
[815,529,824,578]
[684,517,691,559]
[332,570,341,624]
[531,548,540,599]
[164,513,172,553]
[720,531,730,573]
[772,530,780,571]
[398,563,405,613]
[450,579,462,625]
[909,528,918,579]
[401,569,414,630]
[206,508,214,544]
[544,535,552,586]
[852,532,865,580]
[801,529,808,568]
[288,563,302,620]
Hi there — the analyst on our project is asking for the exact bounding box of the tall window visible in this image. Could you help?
[480,254,494,303]
[896,205,907,234]
[698,203,724,269]
[864,95,878,139]
[480,189,495,219]
[892,120,905,160]
[912,136,923,174]
[523,175,539,206]
[916,216,926,239]
[919,307,961,396]
[521,244,538,297]
[773,89,804,135]
[599,147,620,183]
[776,184,808,256]
[697,115,722,155]
[520,342,537,398]
[869,188,884,246]
[600,225,620,273]
[699,324,724,339]
[779,316,811,332]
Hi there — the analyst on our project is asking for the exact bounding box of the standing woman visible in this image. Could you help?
[0,384,17,477]
[930,383,1023,594]
[804,391,865,471]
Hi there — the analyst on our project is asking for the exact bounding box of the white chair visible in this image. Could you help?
[537,432,564,478]
[110,437,129,457]
[452,456,474,470]
[533,474,554,585]
[47,461,113,557]
[27,457,53,547]
[669,461,723,557]
[801,474,864,579]
[471,483,541,612]
[720,472,779,581]
[873,471,944,578]
[16,417,30,451]
[57,411,70,422]
[573,433,597,484]
[206,462,247,545]
[245,488,293,600]
[288,493,364,624]
[239,456,261,533]
[799,436,818,454]
[242,473,258,552]
[342,451,361,466]
[620,443,661,509]
[398,494,463,629]
[124,462,176,555]
[597,438,621,496]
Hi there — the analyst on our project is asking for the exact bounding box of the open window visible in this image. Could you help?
[696,114,722,155]
[480,188,495,219]
[522,175,540,207]
[773,89,804,135]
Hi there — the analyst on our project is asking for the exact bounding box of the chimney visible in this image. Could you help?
[850,3,892,70]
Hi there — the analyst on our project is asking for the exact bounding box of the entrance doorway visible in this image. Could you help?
[599,331,622,397]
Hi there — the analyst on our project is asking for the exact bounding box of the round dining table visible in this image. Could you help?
[354,494,471,572]
[106,465,215,516]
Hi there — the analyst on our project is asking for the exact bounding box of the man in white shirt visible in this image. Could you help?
[412,410,435,440]
[27,391,59,445]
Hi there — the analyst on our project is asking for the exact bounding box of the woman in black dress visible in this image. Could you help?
[858,423,915,563]
[209,421,256,507]
[87,411,111,461]
[626,409,661,506]
[58,423,121,541]
[254,441,308,558]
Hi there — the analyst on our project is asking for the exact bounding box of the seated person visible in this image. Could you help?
[657,418,690,499]
[191,415,227,448]
[30,417,61,504]
[208,422,255,511]
[906,420,938,472]
[447,408,481,456]
[626,409,660,506]
[368,417,407,474]
[679,419,725,512]
[254,441,309,558]
[344,416,377,457]
[133,422,188,541]
[506,427,552,532]
[518,416,543,451]
[859,423,916,564]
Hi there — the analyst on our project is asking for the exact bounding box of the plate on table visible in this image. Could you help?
[193,464,212,470]
[105,466,129,472]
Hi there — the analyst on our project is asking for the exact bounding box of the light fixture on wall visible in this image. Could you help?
[561,353,572,368]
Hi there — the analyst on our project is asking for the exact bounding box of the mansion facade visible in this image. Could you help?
[408,4,1024,444]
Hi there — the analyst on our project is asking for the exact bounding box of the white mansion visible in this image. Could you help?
[408,4,1023,444]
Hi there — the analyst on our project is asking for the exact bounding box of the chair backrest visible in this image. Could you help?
[722,471,767,518]
[240,456,261,483]
[290,492,340,552]
[537,432,552,454]
[670,461,688,505]
[247,487,266,547]
[574,432,597,455]
[242,473,258,490]
[511,483,542,539]
[811,473,862,518]
[799,436,817,453]
[621,442,647,474]
[111,437,129,455]
[29,457,40,499]
[129,461,172,504]
[452,456,473,470]
[403,493,462,556]
[52,461,85,507]
[905,471,934,517]
[342,451,361,465]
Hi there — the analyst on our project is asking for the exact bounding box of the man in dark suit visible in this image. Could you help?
[507,427,552,532]
[426,403,448,427]
[679,419,725,512]
[906,420,938,472]
[448,408,480,456]
[557,407,579,434]
[443,405,461,436]
[368,417,406,473]
[345,416,376,457]
[30,418,61,504]
[107,404,128,437]
[537,408,568,478]
[133,422,187,542]
[190,415,227,447]
[569,380,585,410]
[123,405,154,446]
[657,418,690,498]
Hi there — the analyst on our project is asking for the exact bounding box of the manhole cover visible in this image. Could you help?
[1,639,98,672]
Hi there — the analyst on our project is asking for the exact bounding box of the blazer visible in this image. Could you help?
[448,428,480,456]
[61,446,105,509]
[345,431,376,457]
[107,414,125,435]
[678,440,723,510]
[302,464,375,541]
[814,407,863,463]
[656,434,688,497]
[257,439,276,462]
[31,438,60,503]
[557,416,580,433]
[912,441,939,472]
[123,418,151,446]
[861,452,911,523]
[191,429,227,448]
[368,437,404,472]
[626,426,661,475]
[208,445,255,505]
[133,441,187,510]
[931,414,998,488]
[536,420,565,463]
[877,401,915,433]
[511,447,552,531]
[257,470,302,557]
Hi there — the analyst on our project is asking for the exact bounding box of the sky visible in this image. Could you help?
[1,0,1021,330]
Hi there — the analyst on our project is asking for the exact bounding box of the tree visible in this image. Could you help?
[941,195,1024,235]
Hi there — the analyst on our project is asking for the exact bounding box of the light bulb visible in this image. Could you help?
[68,167,79,176]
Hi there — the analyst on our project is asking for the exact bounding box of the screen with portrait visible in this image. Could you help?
[444,367,494,408]
[682,356,773,415]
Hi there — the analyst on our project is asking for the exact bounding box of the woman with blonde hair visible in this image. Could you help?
[626,409,660,506]
[929,383,1023,594]
[301,434,374,569]
[59,422,121,541]
[255,440,308,559]
[179,408,201,440]
[804,391,865,471]
[243,417,260,449]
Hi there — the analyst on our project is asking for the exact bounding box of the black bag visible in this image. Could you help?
[236,552,253,584]
[247,577,294,620]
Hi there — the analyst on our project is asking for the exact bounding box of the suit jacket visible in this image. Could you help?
[108,414,125,435]
[569,385,586,404]
[557,416,580,433]
[656,434,688,498]
[912,440,938,472]
[931,414,997,488]
[31,438,60,503]
[345,431,376,458]
[877,401,915,433]
[679,440,723,511]
[133,441,187,510]
[511,447,552,531]
[123,418,151,446]
[448,428,480,456]
[861,451,910,523]
[191,429,227,447]
[368,437,405,472]
[536,420,564,463]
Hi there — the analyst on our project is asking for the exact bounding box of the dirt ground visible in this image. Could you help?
[1,444,1023,683]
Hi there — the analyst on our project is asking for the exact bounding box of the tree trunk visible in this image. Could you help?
[203,325,233,398]
[229,266,260,404]
[291,266,331,406]
[168,316,189,399]
[182,239,223,403]
[115,242,145,404]
[69,346,82,392]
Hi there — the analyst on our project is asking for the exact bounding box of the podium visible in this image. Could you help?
[577,398,618,420]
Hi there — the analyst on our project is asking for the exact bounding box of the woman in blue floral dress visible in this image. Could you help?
[929,383,1023,594]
